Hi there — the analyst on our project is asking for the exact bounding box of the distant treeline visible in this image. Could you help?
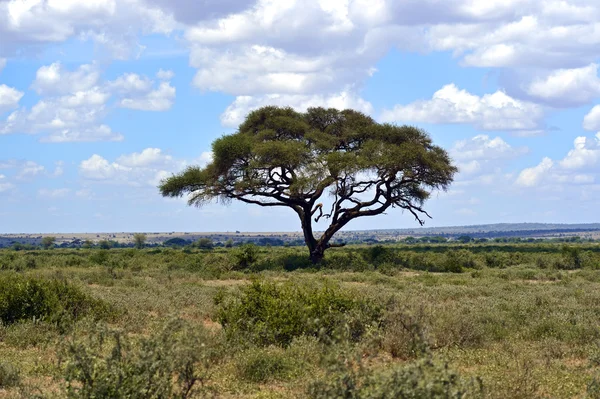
[1,232,598,251]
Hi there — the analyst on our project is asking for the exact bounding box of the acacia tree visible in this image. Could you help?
[133,233,147,249]
[159,107,457,264]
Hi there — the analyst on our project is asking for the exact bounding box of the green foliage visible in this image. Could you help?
[98,240,112,250]
[308,357,483,399]
[559,245,582,269]
[164,237,190,247]
[0,273,112,326]
[41,236,56,250]
[90,249,109,265]
[62,319,221,399]
[216,280,382,347]
[160,106,457,262]
[444,250,478,273]
[0,362,21,388]
[231,243,259,269]
[133,233,147,249]
[196,237,214,250]
[236,346,301,383]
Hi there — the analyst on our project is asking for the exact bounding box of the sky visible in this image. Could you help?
[1,0,600,233]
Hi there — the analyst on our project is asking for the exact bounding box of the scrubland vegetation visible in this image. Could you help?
[1,243,600,397]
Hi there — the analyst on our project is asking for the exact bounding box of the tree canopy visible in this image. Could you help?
[159,106,457,263]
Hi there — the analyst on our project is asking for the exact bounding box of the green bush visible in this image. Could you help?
[0,273,112,326]
[236,346,299,383]
[62,319,220,399]
[89,249,109,265]
[484,251,508,268]
[444,250,478,273]
[325,251,372,271]
[308,357,483,399]
[231,244,259,269]
[216,280,382,347]
[0,362,21,389]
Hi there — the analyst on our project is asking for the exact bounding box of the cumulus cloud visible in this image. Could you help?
[0,159,64,180]
[381,84,544,132]
[221,90,373,127]
[516,157,554,187]
[2,63,175,142]
[559,133,600,170]
[32,62,100,95]
[0,174,15,194]
[16,161,45,180]
[116,148,174,168]
[516,133,600,188]
[119,82,175,111]
[0,0,176,59]
[40,125,124,143]
[108,73,153,94]
[79,148,210,188]
[525,64,600,107]
[156,69,174,80]
[79,154,131,180]
[0,84,24,113]
[452,135,528,161]
[583,105,600,131]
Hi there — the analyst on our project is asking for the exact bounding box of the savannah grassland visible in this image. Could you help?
[1,244,600,398]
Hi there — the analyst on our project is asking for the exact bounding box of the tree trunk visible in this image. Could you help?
[309,248,325,264]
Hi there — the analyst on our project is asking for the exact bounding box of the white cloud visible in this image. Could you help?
[221,90,373,127]
[0,58,6,74]
[559,133,600,170]
[0,174,15,194]
[457,160,481,175]
[40,125,124,143]
[0,0,177,59]
[108,73,153,94]
[451,135,527,179]
[2,64,175,141]
[79,154,130,180]
[526,64,600,107]
[516,157,554,187]
[190,45,372,96]
[0,159,65,180]
[156,69,174,80]
[583,105,600,131]
[16,161,45,180]
[381,84,544,132]
[116,148,173,168]
[120,82,175,111]
[0,84,24,113]
[32,62,100,95]
[452,135,528,161]
[52,161,65,177]
[516,133,600,189]
[38,188,71,198]
[79,148,211,188]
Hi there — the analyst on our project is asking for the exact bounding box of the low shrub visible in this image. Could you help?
[215,280,382,347]
[324,251,372,272]
[61,319,221,399]
[0,273,112,326]
[0,362,21,389]
[236,346,300,383]
[231,244,260,270]
[308,357,483,399]
[444,250,478,273]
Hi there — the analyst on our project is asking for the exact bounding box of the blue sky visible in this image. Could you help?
[1,0,600,233]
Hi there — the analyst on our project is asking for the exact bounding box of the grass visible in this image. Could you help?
[0,244,599,397]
